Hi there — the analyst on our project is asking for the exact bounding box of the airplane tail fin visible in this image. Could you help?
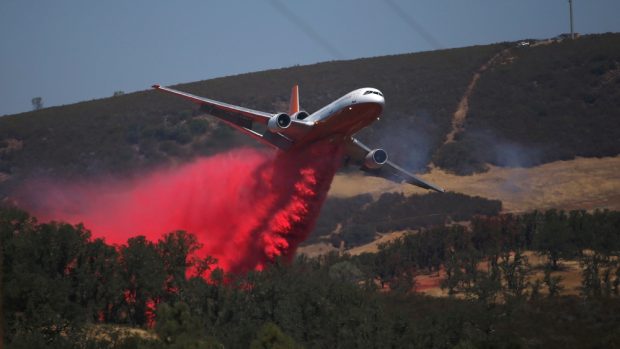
[288,85,300,115]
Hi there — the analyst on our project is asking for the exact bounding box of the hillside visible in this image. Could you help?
[2,33,619,202]
[0,42,502,198]
[434,33,620,174]
[2,33,620,255]
[329,155,620,212]
[306,154,620,251]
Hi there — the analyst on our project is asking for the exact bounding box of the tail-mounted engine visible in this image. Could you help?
[267,113,291,133]
[364,149,388,169]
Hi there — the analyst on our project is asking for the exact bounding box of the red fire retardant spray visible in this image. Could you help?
[20,141,343,273]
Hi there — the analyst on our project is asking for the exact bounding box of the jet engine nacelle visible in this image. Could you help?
[364,149,388,169]
[292,111,309,120]
[267,113,291,133]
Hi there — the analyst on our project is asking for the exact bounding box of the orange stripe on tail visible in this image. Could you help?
[288,85,300,115]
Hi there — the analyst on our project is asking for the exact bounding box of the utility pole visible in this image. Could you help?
[568,0,575,39]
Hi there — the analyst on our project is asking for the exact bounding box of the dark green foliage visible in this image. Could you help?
[250,322,298,349]
[436,33,620,174]
[307,191,502,248]
[580,254,603,299]
[0,42,503,199]
[157,231,201,302]
[3,205,620,348]
[432,138,489,175]
[187,118,209,135]
[499,249,530,299]
[334,224,377,247]
[31,97,43,111]
[77,238,125,322]
[3,219,93,340]
[119,236,166,326]
[367,209,620,303]
[533,209,577,269]
[543,266,564,298]
[155,302,207,349]
[328,260,364,284]
[1,34,618,200]
[308,193,373,243]
[0,206,211,347]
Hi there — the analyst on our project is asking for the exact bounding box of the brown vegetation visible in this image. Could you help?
[330,155,620,212]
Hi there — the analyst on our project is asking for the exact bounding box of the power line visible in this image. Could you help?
[269,0,345,60]
[568,0,575,39]
[384,0,443,50]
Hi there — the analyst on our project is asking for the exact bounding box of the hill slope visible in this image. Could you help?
[330,155,620,212]
[434,33,620,174]
[1,33,619,201]
[0,42,504,197]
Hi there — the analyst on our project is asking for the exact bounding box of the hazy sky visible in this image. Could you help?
[1,0,619,116]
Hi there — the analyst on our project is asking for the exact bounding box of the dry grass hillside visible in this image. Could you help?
[401,251,584,298]
[314,155,620,299]
[330,155,620,212]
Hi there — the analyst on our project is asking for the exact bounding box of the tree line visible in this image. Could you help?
[364,209,620,301]
[307,191,502,248]
[2,205,620,348]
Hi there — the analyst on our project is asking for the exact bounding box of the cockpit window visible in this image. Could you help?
[364,90,383,96]
[363,90,373,95]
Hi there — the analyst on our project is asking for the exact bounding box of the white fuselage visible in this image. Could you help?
[294,88,385,146]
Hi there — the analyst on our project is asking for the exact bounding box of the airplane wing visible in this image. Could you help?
[346,137,445,193]
[152,84,312,150]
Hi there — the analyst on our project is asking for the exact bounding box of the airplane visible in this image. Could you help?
[152,84,444,193]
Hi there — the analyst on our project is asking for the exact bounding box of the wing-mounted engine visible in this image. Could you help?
[292,110,309,120]
[267,113,291,133]
[364,149,388,169]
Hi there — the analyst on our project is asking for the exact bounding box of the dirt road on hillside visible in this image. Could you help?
[443,49,512,145]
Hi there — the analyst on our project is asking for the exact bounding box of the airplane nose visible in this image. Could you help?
[360,88,385,107]
[374,94,385,108]
[375,90,385,106]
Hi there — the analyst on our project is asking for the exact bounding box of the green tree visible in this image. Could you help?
[441,251,463,295]
[543,266,563,298]
[3,219,92,343]
[250,322,298,349]
[119,236,166,326]
[469,263,501,304]
[328,260,363,284]
[31,97,43,110]
[580,253,608,299]
[156,301,209,348]
[534,210,576,270]
[157,231,201,302]
[73,237,124,322]
[499,249,530,299]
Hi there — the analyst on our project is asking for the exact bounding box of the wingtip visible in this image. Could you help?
[432,184,446,193]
